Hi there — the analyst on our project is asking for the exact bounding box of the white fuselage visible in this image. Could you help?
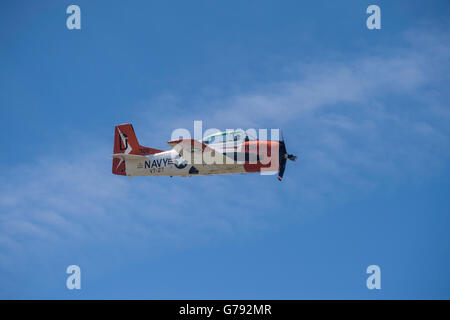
[125,145,247,177]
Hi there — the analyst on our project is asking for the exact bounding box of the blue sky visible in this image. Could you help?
[0,0,449,299]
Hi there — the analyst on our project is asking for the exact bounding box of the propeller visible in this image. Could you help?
[278,131,297,181]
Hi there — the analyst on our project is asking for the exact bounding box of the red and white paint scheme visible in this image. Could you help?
[112,124,297,181]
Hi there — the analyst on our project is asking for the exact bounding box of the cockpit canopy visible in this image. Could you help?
[203,130,256,144]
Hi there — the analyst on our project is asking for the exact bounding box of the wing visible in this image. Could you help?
[167,139,232,165]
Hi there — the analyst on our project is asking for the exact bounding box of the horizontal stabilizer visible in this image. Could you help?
[111,153,150,160]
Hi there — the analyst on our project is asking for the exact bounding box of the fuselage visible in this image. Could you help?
[112,124,285,179]
[127,139,280,177]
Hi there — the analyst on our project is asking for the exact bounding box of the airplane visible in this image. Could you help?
[112,124,297,181]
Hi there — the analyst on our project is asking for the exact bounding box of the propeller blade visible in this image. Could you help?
[277,130,297,181]
[278,137,287,181]
[278,157,287,181]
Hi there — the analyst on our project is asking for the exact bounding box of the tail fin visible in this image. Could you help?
[112,124,163,175]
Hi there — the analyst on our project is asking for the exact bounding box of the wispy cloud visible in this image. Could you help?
[139,29,450,185]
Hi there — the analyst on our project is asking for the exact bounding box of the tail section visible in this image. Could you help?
[112,124,163,175]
